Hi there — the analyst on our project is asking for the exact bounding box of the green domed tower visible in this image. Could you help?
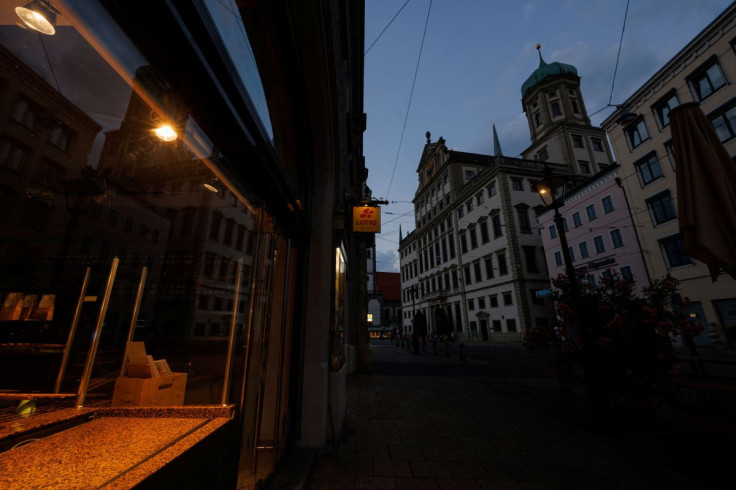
[520,45,613,176]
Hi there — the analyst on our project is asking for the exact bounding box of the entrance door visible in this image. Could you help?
[480,319,489,341]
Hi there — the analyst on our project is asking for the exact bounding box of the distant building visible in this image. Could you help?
[399,136,558,342]
[601,3,736,346]
[537,164,651,294]
[399,49,615,342]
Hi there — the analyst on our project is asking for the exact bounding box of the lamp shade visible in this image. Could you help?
[15,1,59,36]
[533,171,567,207]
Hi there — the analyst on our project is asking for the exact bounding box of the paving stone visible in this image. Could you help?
[409,460,453,478]
[309,476,356,490]
[435,479,483,490]
[420,446,458,461]
[374,459,414,477]
[447,461,490,480]
[355,476,397,490]
[356,445,390,460]
[394,477,440,489]
[389,445,425,461]
[337,458,375,476]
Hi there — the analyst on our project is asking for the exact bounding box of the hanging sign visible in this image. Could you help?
[352,205,381,233]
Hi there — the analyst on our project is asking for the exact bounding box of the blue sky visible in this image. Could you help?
[365,0,734,272]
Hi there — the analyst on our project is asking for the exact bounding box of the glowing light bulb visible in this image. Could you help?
[15,2,57,36]
[154,124,177,142]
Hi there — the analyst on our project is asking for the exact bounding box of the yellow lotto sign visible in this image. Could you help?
[353,206,381,233]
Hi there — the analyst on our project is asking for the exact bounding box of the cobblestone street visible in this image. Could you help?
[303,341,719,490]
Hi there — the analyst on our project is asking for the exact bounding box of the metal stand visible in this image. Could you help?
[76,257,119,409]
[119,267,148,377]
[54,267,91,394]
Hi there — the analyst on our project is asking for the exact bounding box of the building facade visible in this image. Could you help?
[602,3,736,346]
[537,164,651,294]
[0,1,366,488]
[399,50,616,342]
[399,136,558,342]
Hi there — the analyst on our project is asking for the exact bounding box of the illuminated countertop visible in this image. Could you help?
[0,406,234,489]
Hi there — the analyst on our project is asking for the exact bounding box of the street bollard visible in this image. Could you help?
[459,343,466,361]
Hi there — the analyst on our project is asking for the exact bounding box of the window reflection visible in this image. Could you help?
[0,1,262,409]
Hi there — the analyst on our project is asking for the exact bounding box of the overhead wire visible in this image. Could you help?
[608,0,631,106]
[385,0,433,201]
[365,0,412,55]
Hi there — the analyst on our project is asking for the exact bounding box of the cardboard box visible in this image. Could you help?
[111,373,187,407]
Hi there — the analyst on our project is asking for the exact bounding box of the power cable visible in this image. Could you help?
[608,0,631,105]
[385,0,433,200]
[365,0,412,55]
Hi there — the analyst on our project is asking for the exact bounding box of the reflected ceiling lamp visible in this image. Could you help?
[203,179,219,193]
[154,123,177,142]
[15,0,60,36]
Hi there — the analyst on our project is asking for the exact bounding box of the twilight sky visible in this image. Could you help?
[365,0,733,272]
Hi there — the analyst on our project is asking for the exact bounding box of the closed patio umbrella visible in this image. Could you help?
[669,102,736,281]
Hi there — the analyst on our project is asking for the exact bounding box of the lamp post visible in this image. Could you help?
[534,165,615,432]
[533,166,578,295]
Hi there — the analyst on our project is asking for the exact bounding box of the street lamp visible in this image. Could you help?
[533,166,578,294]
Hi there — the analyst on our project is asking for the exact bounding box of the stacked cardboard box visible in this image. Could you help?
[111,342,187,407]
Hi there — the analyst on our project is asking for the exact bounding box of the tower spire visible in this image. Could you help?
[493,124,503,157]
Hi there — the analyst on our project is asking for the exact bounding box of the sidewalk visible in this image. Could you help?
[303,343,711,490]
